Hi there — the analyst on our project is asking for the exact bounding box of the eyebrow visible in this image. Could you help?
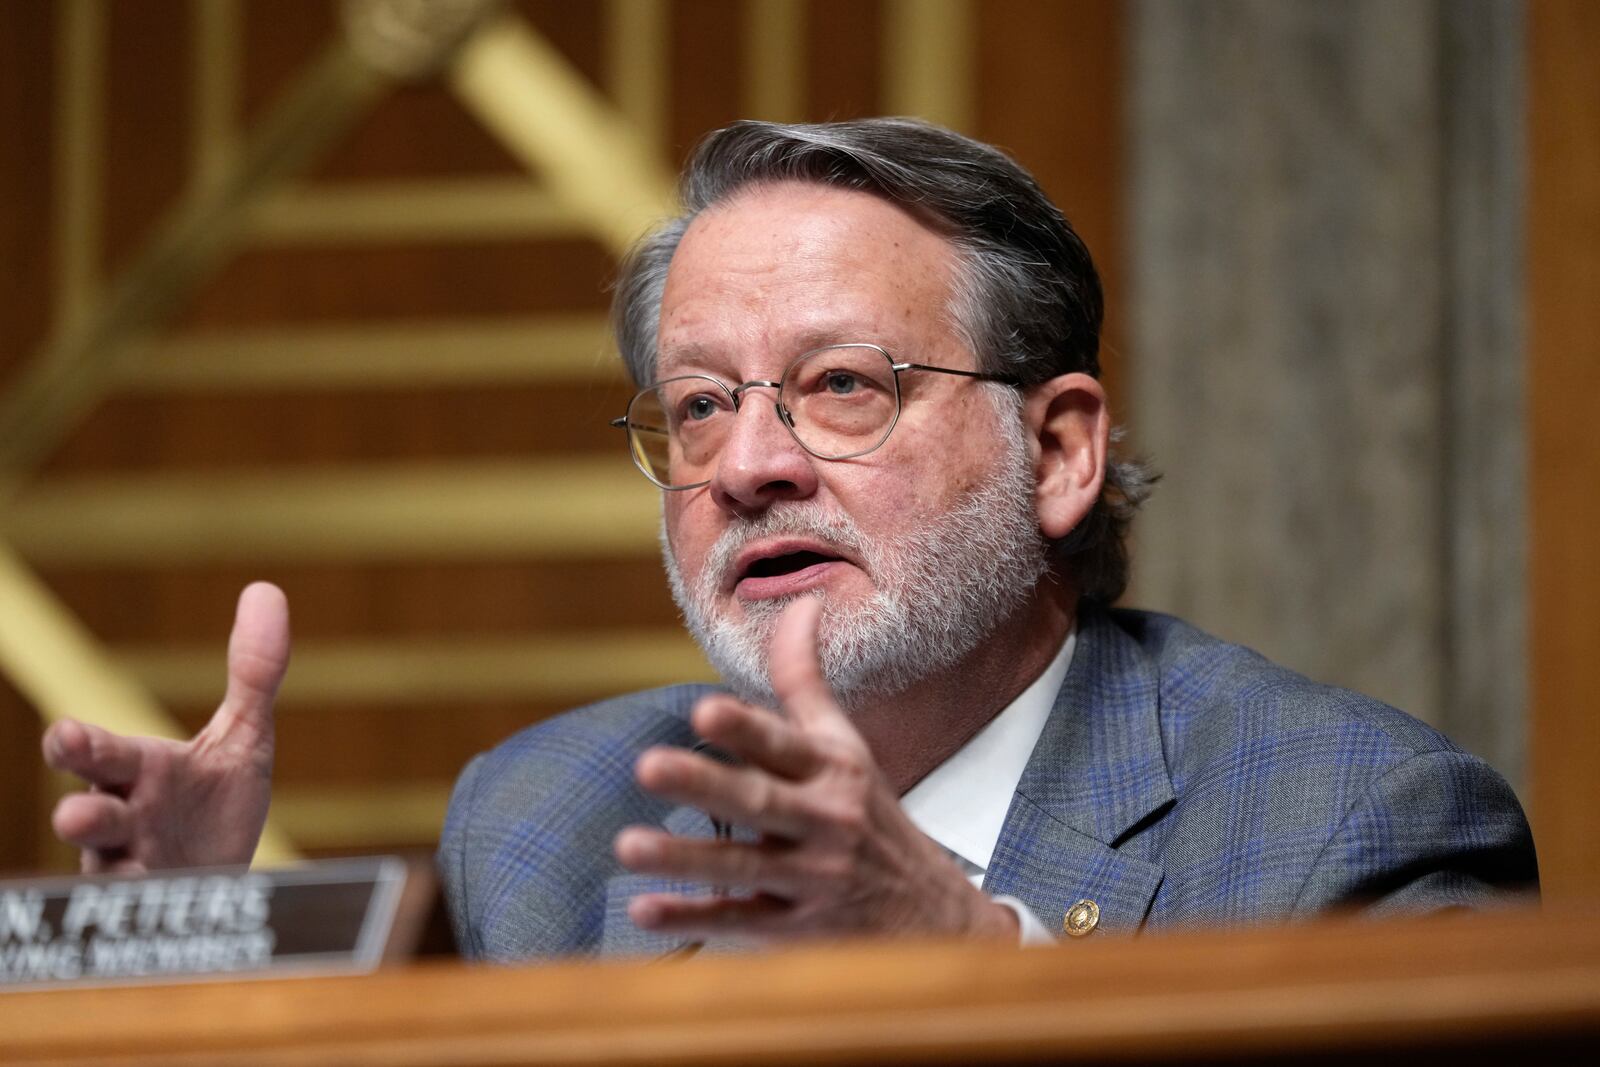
[657,329,893,376]
[791,327,887,354]
[653,344,711,376]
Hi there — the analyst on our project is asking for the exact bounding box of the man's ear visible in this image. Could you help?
[1022,372,1109,540]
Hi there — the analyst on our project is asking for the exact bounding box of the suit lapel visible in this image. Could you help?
[986,606,1173,934]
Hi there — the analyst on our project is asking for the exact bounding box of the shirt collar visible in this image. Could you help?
[899,624,1078,873]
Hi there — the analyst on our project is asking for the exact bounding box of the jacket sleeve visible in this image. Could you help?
[1291,748,1539,916]
[436,751,489,958]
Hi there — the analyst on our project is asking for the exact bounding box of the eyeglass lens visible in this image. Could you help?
[626,345,901,488]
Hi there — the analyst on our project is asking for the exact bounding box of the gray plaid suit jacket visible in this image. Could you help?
[438,606,1538,960]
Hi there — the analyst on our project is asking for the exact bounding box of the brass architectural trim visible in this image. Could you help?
[0,44,391,489]
[604,0,670,149]
[192,0,242,191]
[52,0,105,336]
[248,178,587,244]
[119,315,621,393]
[271,784,454,847]
[0,541,184,739]
[449,14,678,255]
[883,0,975,132]
[116,630,712,706]
[3,461,659,565]
[745,0,807,123]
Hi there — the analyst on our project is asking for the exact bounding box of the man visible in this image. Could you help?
[43,119,1538,960]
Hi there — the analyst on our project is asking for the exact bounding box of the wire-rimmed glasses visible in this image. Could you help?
[610,343,1020,490]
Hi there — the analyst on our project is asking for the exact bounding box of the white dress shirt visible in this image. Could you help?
[899,625,1077,946]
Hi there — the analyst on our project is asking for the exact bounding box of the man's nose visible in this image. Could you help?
[709,396,819,515]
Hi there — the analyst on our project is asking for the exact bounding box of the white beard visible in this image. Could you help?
[662,410,1048,710]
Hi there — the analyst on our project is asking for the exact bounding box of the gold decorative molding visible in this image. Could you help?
[340,0,502,80]
[883,0,975,132]
[119,315,619,393]
[248,178,586,245]
[116,630,712,707]
[3,461,660,565]
[271,784,453,847]
[0,44,391,493]
[52,0,105,337]
[191,0,242,192]
[604,0,670,149]
[0,542,183,740]
[449,14,678,255]
[745,0,807,123]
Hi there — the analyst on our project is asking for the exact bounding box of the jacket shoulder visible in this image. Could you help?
[1106,609,1536,919]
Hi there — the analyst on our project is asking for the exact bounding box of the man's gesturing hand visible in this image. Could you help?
[41,582,289,874]
[615,596,1019,943]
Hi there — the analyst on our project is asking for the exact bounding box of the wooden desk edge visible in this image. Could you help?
[4,905,1597,1066]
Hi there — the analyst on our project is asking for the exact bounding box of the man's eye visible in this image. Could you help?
[823,372,860,395]
[683,395,722,421]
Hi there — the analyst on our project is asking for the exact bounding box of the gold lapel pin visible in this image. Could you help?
[1063,898,1100,937]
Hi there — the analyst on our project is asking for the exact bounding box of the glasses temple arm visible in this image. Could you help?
[892,362,1023,386]
[610,416,669,435]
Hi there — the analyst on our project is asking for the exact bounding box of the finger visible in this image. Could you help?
[207,582,290,747]
[52,791,135,851]
[628,892,790,937]
[615,827,810,897]
[42,719,143,790]
[691,695,826,780]
[634,748,810,839]
[768,596,851,734]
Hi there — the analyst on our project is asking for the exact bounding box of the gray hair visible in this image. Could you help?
[611,117,1155,604]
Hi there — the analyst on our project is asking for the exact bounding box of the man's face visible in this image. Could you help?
[655,182,1047,706]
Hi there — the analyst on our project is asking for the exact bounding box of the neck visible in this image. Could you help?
[848,581,1079,795]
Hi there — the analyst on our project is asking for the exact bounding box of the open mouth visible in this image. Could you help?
[732,543,850,599]
[742,550,839,579]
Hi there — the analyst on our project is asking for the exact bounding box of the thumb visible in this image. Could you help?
[768,596,850,736]
[207,582,290,747]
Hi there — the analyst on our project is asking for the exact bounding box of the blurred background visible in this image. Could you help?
[0,0,1593,905]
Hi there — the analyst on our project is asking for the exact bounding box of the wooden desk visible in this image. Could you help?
[4,906,1596,1065]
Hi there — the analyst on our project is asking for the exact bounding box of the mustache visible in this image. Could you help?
[700,503,872,591]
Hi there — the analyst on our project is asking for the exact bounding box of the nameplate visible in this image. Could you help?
[0,856,409,991]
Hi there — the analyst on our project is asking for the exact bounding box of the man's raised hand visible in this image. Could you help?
[616,596,1019,943]
[42,582,289,874]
